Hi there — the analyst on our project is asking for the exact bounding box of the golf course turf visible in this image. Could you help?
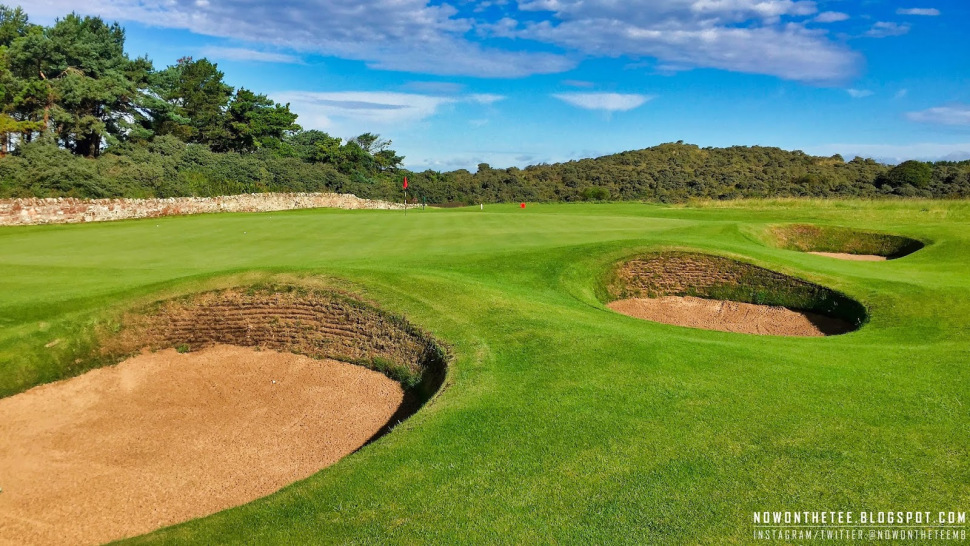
[0,199,967,543]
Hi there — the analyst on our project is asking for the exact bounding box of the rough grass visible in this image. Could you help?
[0,200,968,544]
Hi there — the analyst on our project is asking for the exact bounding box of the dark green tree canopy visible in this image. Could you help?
[218,88,300,153]
[0,5,32,47]
[884,160,933,189]
[6,12,149,156]
[146,57,233,146]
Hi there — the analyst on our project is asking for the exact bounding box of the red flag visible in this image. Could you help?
[403,177,409,189]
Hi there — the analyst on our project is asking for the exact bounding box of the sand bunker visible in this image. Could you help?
[607,252,865,336]
[808,252,887,262]
[609,296,853,336]
[0,344,404,546]
[770,224,923,260]
[0,287,447,545]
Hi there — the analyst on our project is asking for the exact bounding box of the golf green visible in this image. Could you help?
[1,199,967,543]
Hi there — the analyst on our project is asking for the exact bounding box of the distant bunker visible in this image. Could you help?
[607,252,866,337]
[0,286,447,546]
[770,224,924,261]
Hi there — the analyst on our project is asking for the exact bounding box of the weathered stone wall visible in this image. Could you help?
[0,192,406,226]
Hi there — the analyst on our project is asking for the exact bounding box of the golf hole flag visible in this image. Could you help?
[403,177,408,189]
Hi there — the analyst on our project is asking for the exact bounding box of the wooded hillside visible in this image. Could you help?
[1,6,967,203]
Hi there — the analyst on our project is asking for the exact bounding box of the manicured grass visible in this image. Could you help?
[1,200,968,543]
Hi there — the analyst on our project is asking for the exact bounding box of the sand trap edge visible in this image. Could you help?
[605,251,866,336]
[609,296,854,337]
[769,224,924,260]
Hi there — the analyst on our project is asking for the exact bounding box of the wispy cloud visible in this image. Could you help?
[401,81,466,94]
[896,8,941,16]
[814,11,849,23]
[865,22,911,38]
[510,0,861,83]
[553,92,654,112]
[270,91,456,134]
[270,90,507,136]
[468,94,506,105]
[25,0,864,83]
[22,0,575,78]
[906,105,970,126]
[516,13,859,83]
[199,46,302,64]
[894,89,909,99]
[846,89,873,98]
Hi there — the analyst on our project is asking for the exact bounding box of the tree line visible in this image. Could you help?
[0,5,404,198]
[0,6,967,203]
[403,143,969,204]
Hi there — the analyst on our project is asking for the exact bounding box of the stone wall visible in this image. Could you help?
[0,193,406,226]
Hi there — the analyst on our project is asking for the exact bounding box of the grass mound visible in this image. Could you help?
[607,251,867,329]
[769,224,924,258]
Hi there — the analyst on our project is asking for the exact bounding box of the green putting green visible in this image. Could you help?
[1,199,967,543]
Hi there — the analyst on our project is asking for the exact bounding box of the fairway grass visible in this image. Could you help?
[1,200,968,543]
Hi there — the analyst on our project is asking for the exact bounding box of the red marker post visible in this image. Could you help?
[403,176,409,216]
[520,202,526,209]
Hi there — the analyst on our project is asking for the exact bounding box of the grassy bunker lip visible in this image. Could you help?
[607,251,867,336]
[769,224,925,260]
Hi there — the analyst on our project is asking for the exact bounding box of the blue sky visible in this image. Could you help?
[19,0,970,170]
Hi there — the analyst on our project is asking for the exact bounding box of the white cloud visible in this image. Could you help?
[865,22,911,38]
[906,105,970,126]
[508,0,861,83]
[271,90,506,136]
[199,46,302,64]
[401,82,466,94]
[525,20,858,83]
[405,149,575,172]
[813,11,849,23]
[519,0,819,23]
[271,91,456,134]
[363,48,574,78]
[19,0,861,83]
[468,94,506,105]
[553,92,654,112]
[18,0,575,78]
[896,8,940,16]
[689,0,818,20]
[894,89,908,99]
[846,89,873,98]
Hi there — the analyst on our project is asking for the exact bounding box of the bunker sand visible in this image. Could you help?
[808,252,887,262]
[0,344,404,546]
[609,296,853,336]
